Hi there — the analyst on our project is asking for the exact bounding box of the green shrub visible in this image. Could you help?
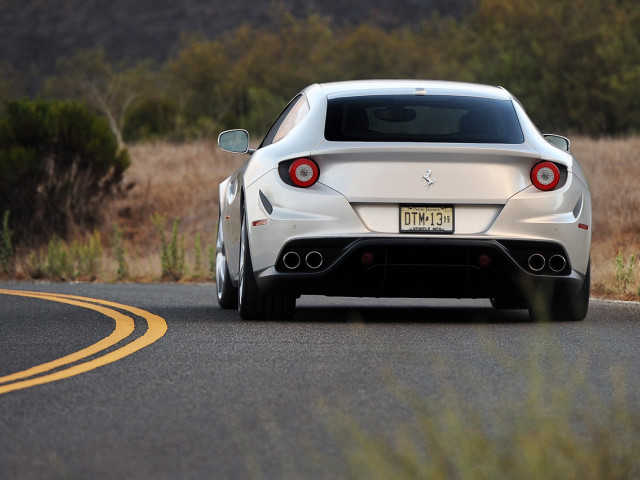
[0,98,130,245]
[46,237,74,280]
[111,225,128,281]
[151,213,185,281]
[24,233,103,281]
[615,251,637,294]
[193,232,203,279]
[24,250,46,279]
[71,230,102,279]
[1,210,13,275]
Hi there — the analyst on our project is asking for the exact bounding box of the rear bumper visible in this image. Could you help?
[255,237,586,300]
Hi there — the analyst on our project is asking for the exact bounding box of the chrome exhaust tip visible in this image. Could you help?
[549,254,567,273]
[305,251,323,269]
[528,253,546,272]
[283,251,301,270]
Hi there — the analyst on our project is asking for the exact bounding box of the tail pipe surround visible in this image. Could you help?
[527,253,567,273]
[305,251,324,269]
[283,251,301,270]
[527,253,546,272]
[549,254,567,273]
[281,250,325,271]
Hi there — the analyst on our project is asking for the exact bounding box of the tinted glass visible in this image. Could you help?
[261,95,310,147]
[325,95,524,144]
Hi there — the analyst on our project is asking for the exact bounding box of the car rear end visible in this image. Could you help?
[245,81,591,320]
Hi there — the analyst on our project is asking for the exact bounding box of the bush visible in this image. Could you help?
[150,213,185,281]
[122,96,178,142]
[1,210,13,274]
[111,225,129,281]
[24,231,102,281]
[615,251,637,295]
[0,98,131,245]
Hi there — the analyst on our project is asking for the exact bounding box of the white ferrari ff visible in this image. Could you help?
[216,80,591,321]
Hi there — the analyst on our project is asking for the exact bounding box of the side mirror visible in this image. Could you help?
[543,134,570,152]
[218,129,251,154]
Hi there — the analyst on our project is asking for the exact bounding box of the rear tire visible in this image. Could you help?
[238,212,295,320]
[216,216,238,309]
[558,261,590,322]
[528,262,590,322]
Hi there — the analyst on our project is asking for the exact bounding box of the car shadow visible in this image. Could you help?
[289,305,532,324]
[159,302,533,325]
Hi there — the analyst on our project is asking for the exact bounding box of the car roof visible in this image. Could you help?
[315,80,512,101]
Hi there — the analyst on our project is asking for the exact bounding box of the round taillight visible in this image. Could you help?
[531,161,560,191]
[289,158,319,187]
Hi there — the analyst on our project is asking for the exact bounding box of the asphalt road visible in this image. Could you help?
[1,281,639,479]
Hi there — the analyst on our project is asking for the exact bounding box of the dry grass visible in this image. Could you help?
[12,137,640,296]
[571,136,640,299]
[100,141,245,281]
[109,141,244,248]
[99,137,640,295]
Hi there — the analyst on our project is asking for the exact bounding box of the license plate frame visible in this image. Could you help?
[399,205,455,233]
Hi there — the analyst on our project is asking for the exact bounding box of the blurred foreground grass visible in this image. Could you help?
[339,357,639,479]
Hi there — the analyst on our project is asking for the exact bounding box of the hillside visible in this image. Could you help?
[0,0,470,76]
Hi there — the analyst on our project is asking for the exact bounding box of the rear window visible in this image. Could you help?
[325,95,524,144]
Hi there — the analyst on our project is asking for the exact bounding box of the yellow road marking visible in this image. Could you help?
[0,289,168,395]
[0,290,135,384]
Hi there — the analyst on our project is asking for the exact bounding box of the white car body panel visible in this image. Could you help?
[216,80,592,321]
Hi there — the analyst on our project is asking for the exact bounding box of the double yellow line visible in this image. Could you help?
[0,289,168,395]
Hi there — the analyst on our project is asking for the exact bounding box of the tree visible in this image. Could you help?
[0,99,130,245]
[45,47,154,150]
[164,35,233,138]
[459,0,640,133]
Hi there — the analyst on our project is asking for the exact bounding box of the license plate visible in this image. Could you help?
[400,206,454,233]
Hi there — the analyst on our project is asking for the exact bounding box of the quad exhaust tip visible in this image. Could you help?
[528,253,546,272]
[549,254,567,273]
[527,253,567,273]
[283,250,324,270]
[283,251,301,270]
[305,251,324,269]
